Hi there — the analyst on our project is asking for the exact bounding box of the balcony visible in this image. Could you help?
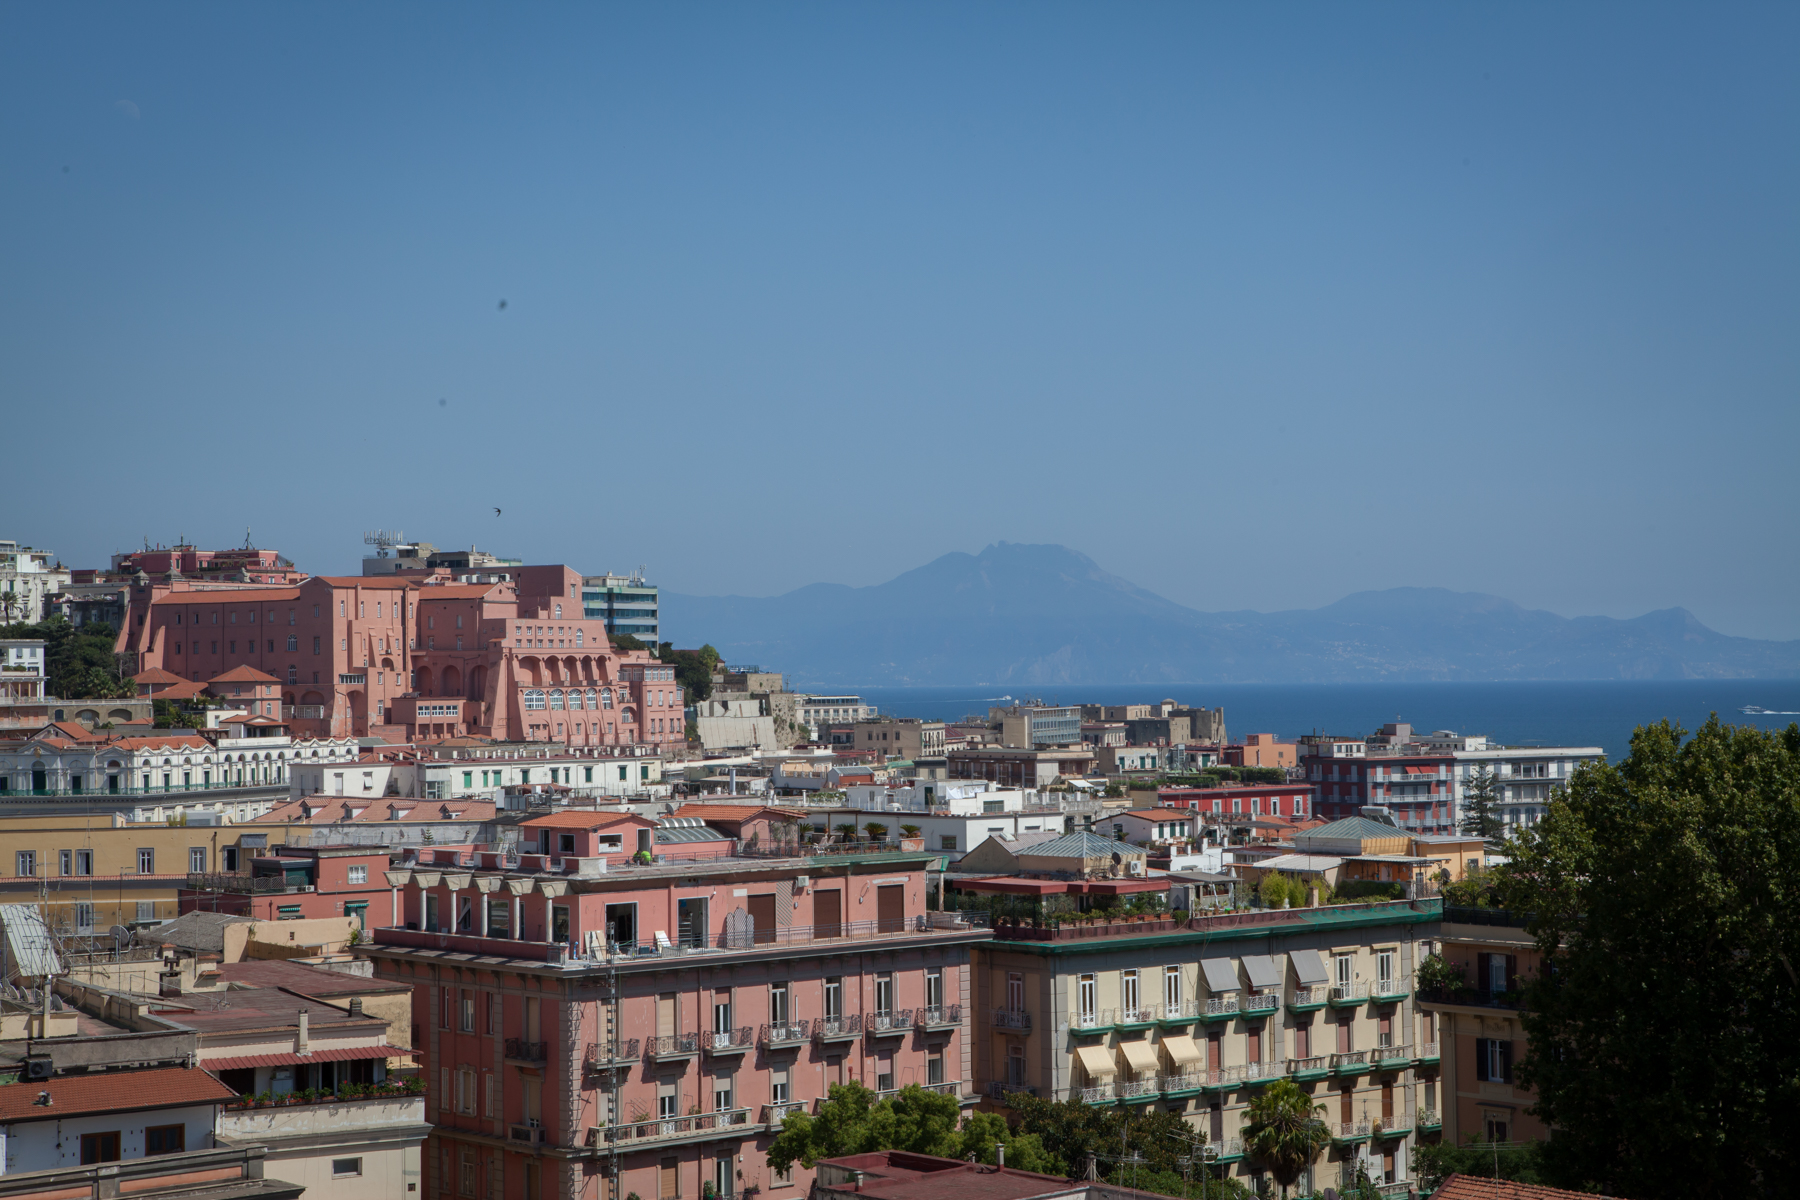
[917,1004,962,1031]
[1328,983,1369,1007]
[1287,986,1328,1013]
[1076,1083,1114,1104]
[509,1122,548,1145]
[1330,1051,1368,1076]
[1242,992,1280,1018]
[761,1021,810,1049]
[867,1010,913,1038]
[586,1109,754,1153]
[921,1080,964,1100]
[992,1008,1033,1032]
[1417,1041,1440,1064]
[586,1039,642,1072]
[1375,1042,1412,1071]
[1154,1072,1202,1098]
[1113,1077,1159,1104]
[761,1102,805,1127]
[1371,978,1409,1004]
[1331,1120,1372,1145]
[1417,1108,1441,1131]
[1237,1060,1285,1087]
[705,1027,753,1057]
[986,1081,1038,1106]
[1115,1005,1160,1031]
[218,1090,427,1150]
[1069,1008,1114,1034]
[1374,1112,1412,1137]
[813,1015,862,1043]
[1211,1137,1245,1162]
[1288,1055,1330,1081]
[505,1038,547,1064]
[646,1033,700,1061]
[1200,996,1239,1023]
[1158,1000,1201,1025]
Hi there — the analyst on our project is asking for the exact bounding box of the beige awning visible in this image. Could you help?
[1162,1034,1203,1068]
[1075,1044,1118,1079]
[1120,1039,1160,1076]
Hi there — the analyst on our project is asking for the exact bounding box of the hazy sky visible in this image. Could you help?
[5,3,1797,639]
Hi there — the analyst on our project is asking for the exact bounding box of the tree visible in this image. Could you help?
[610,633,648,652]
[1006,1093,1193,1178]
[863,822,888,842]
[1412,1138,1550,1193]
[766,1083,1024,1174]
[1458,766,1504,840]
[0,616,132,700]
[1498,717,1800,1200]
[1240,1079,1329,1198]
[654,642,721,701]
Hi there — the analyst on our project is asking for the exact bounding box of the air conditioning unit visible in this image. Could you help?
[1126,860,1146,876]
[26,1057,52,1081]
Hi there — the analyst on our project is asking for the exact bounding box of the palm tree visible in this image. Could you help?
[1242,1079,1330,1199]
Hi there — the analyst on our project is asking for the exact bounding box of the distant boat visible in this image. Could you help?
[1740,705,1800,715]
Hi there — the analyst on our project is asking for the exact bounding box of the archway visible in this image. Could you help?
[415,667,433,696]
[467,665,486,701]
[442,666,462,697]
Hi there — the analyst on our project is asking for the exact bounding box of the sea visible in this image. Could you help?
[854,680,1800,764]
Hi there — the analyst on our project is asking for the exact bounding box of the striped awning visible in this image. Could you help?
[1075,1044,1118,1080]
[1162,1034,1203,1067]
[203,1044,415,1071]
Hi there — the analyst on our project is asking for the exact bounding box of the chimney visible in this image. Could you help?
[349,998,364,1017]
[995,1145,1005,1169]
[297,1008,310,1055]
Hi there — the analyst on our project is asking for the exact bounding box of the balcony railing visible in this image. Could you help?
[1211,1138,1244,1161]
[587,1109,752,1150]
[921,1080,962,1098]
[1417,1108,1441,1129]
[509,1123,547,1145]
[1077,1084,1113,1104]
[992,1008,1032,1031]
[1329,983,1369,1004]
[1289,1055,1330,1077]
[1204,996,1239,1018]
[1330,1051,1368,1073]
[1418,1041,1440,1061]
[986,1082,1037,1105]
[706,1027,753,1054]
[868,1010,913,1036]
[1288,986,1326,1008]
[813,1015,862,1041]
[1159,1000,1201,1022]
[1371,978,1408,1001]
[646,1033,700,1059]
[1236,1060,1284,1085]
[761,1021,810,1046]
[1157,1072,1205,1094]
[1243,992,1280,1016]
[1375,1042,1412,1068]
[1070,1009,1112,1031]
[585,1039,641,1070]
[916,1004,962,1029]
[1332,1120,1372,1142]
[1115,1078,1160,1100]
[1116,1005,1159,1026]
[761,1102,804,1126]
[505,1038,547,1063]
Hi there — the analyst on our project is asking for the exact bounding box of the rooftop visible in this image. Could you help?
[815,1151,1168,1200]
[0,1066,236,1121]
[1429,1176,1627,1200]
[1019,831,1145,859]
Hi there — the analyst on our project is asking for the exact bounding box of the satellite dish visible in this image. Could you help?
[109,925,132,950]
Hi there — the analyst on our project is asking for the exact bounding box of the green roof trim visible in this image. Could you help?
[990,899,1442,957]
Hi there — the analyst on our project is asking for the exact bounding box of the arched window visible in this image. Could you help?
[600,688,613,709]
[548,689,565,710]
[622,708,636,724]
[569,690,585,711]
[524,690,546,711]
[585,689,597,710]
[286,635,298,651]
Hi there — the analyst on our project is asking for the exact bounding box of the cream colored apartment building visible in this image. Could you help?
[973,899,1443,1195]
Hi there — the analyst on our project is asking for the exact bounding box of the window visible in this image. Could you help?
[457,1066,477,1115]
[145,1124,186,1155]
[276,904,302,919]
[136,900,155,922]
[1122,969,1141,1017]
[460,990,476,1032]
[874,972,894,1014]
[714,1074,734,1112]
[771,1066,790,1104]
[1475,1038,1514,1083]
[939,834,957,851]
[15,850,34,877]
[332,1158,363,1178]
[137,848,155,874]
[770,981,790,1025]
[80,1132,121,1164]
[925,967,943,1010]
[1078,973,1096,1022]
[348,864,368,884]
[75,902,94,931]
[188,847,206,873]
[76,850,93,875]
[1164,965,1182,1011]
[1007,971,1025,1013]
[286,635,298,651]
[824,977,842,1020]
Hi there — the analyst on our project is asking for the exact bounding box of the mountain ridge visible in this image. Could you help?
[661,543,1800,685]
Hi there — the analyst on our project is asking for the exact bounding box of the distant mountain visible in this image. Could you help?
[661,543,1800,686]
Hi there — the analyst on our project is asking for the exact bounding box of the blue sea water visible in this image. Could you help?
[856,680,1800,764]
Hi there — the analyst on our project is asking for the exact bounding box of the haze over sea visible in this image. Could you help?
[857,681,1800,765]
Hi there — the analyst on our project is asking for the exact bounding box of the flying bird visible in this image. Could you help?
[494,507,502,516]
[497,299,507,310]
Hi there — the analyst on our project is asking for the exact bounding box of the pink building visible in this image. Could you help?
[364,848,989,1200]
[118,567,684,750]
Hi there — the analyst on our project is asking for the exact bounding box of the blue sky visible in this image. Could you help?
[5,3,1797,638]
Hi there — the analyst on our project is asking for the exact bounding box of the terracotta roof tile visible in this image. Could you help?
[209,665,281,683]
[0,1067,236,1122]
[1430,1176,1618,1200]
[131,667,186,684]
[520,810,649,830]
[153,588,303,604]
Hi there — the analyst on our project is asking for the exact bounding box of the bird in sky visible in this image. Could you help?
[494,507,502,516]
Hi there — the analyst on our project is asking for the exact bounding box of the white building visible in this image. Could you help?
[816,806,1072,859]
[0,541,71,625]
[796,694,875,725]
[843,779,1040,814]
[690,696,776,752]
[1451,744,1605,829]
[0,640,46,701]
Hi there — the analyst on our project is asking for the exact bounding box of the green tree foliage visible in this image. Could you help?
[1439,863,1501,908]
[1498,717,1800,1200]
[1458,766,1504,840]
[1411,1138,1550,1194]
[654,642,721,700]
[1240,1079,1329,1198]
[766,1083,1043,1174]
[0,617,132,700]
[610,633,648,651]
[1006,1094,1194,1178]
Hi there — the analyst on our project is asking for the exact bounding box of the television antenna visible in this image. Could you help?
[364,530,406,559]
